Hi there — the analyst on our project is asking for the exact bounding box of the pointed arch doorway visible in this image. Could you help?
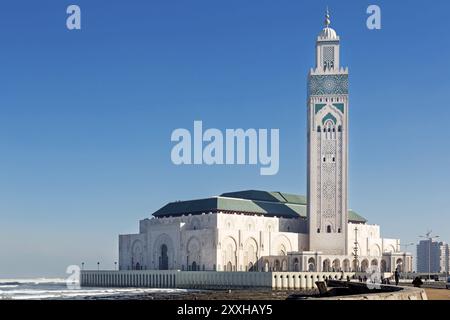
[159,244,169,270]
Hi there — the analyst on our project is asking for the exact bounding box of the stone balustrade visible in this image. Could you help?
[80,270,355,291]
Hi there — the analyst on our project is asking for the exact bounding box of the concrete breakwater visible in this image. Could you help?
[80,271,355,291]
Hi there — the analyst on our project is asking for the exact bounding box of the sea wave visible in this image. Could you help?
[0,278,192,300]
[0,278,66,285]
[1,287,189,300]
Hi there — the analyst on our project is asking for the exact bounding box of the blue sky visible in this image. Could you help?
[0,0,449,277]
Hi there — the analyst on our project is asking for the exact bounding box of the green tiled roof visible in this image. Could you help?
[152,190,367,223]
[220,190,307,205]
[348,210,367,223]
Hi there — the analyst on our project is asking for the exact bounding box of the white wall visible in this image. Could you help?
[119,213,308,272]
[347,222,400,256]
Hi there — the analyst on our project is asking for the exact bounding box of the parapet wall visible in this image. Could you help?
[311,286,428,300]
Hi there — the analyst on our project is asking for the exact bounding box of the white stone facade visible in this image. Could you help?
[119,213,308,272]
[119,213,411,273]
[119,12,412,275]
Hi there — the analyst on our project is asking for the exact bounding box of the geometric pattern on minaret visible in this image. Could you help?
[307,9,349,255]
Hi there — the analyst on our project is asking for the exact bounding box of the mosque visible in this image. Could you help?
[118,12,412,275]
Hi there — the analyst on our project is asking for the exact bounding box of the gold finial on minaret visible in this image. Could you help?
[325,7,331,28]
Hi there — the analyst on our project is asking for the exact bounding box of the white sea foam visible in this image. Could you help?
[0,278,66,285]
[0,278,190,300]
[11,288,186,300]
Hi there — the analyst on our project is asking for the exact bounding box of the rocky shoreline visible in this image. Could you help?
[84,289,319,300]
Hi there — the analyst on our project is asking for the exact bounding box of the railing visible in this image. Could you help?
[271,272,354,290]
[80,270,355,290]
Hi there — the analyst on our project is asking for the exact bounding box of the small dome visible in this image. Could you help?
[319,27,337,40]
[319,8,338,40]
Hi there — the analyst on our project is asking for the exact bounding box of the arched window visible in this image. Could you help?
[323,259,331,272]
[324,119,336,140]
[293,258,300,272]
[326,225,332,233]
[274,260,281,271]
[317,126,321,132]
[308,258,316,272]
[282,260,288,271]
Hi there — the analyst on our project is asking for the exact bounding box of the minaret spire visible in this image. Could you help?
[325,7,331,28]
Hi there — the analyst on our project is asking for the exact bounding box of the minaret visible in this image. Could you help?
[307,10,349,255]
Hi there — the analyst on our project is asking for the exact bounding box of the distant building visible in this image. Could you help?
[118,11,413,275]
[417,240,449,273]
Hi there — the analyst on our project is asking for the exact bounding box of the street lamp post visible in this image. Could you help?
[401,242,414,278]
[352,227,359,273]
[81,262,85,271]
[420,231,439,282]
[114,261,117,271]
[97,262,100,271]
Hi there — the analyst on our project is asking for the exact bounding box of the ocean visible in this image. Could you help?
[0,278,190,300]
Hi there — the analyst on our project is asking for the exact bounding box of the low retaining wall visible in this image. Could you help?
[80,271,355,291]
[310,286,428,300]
